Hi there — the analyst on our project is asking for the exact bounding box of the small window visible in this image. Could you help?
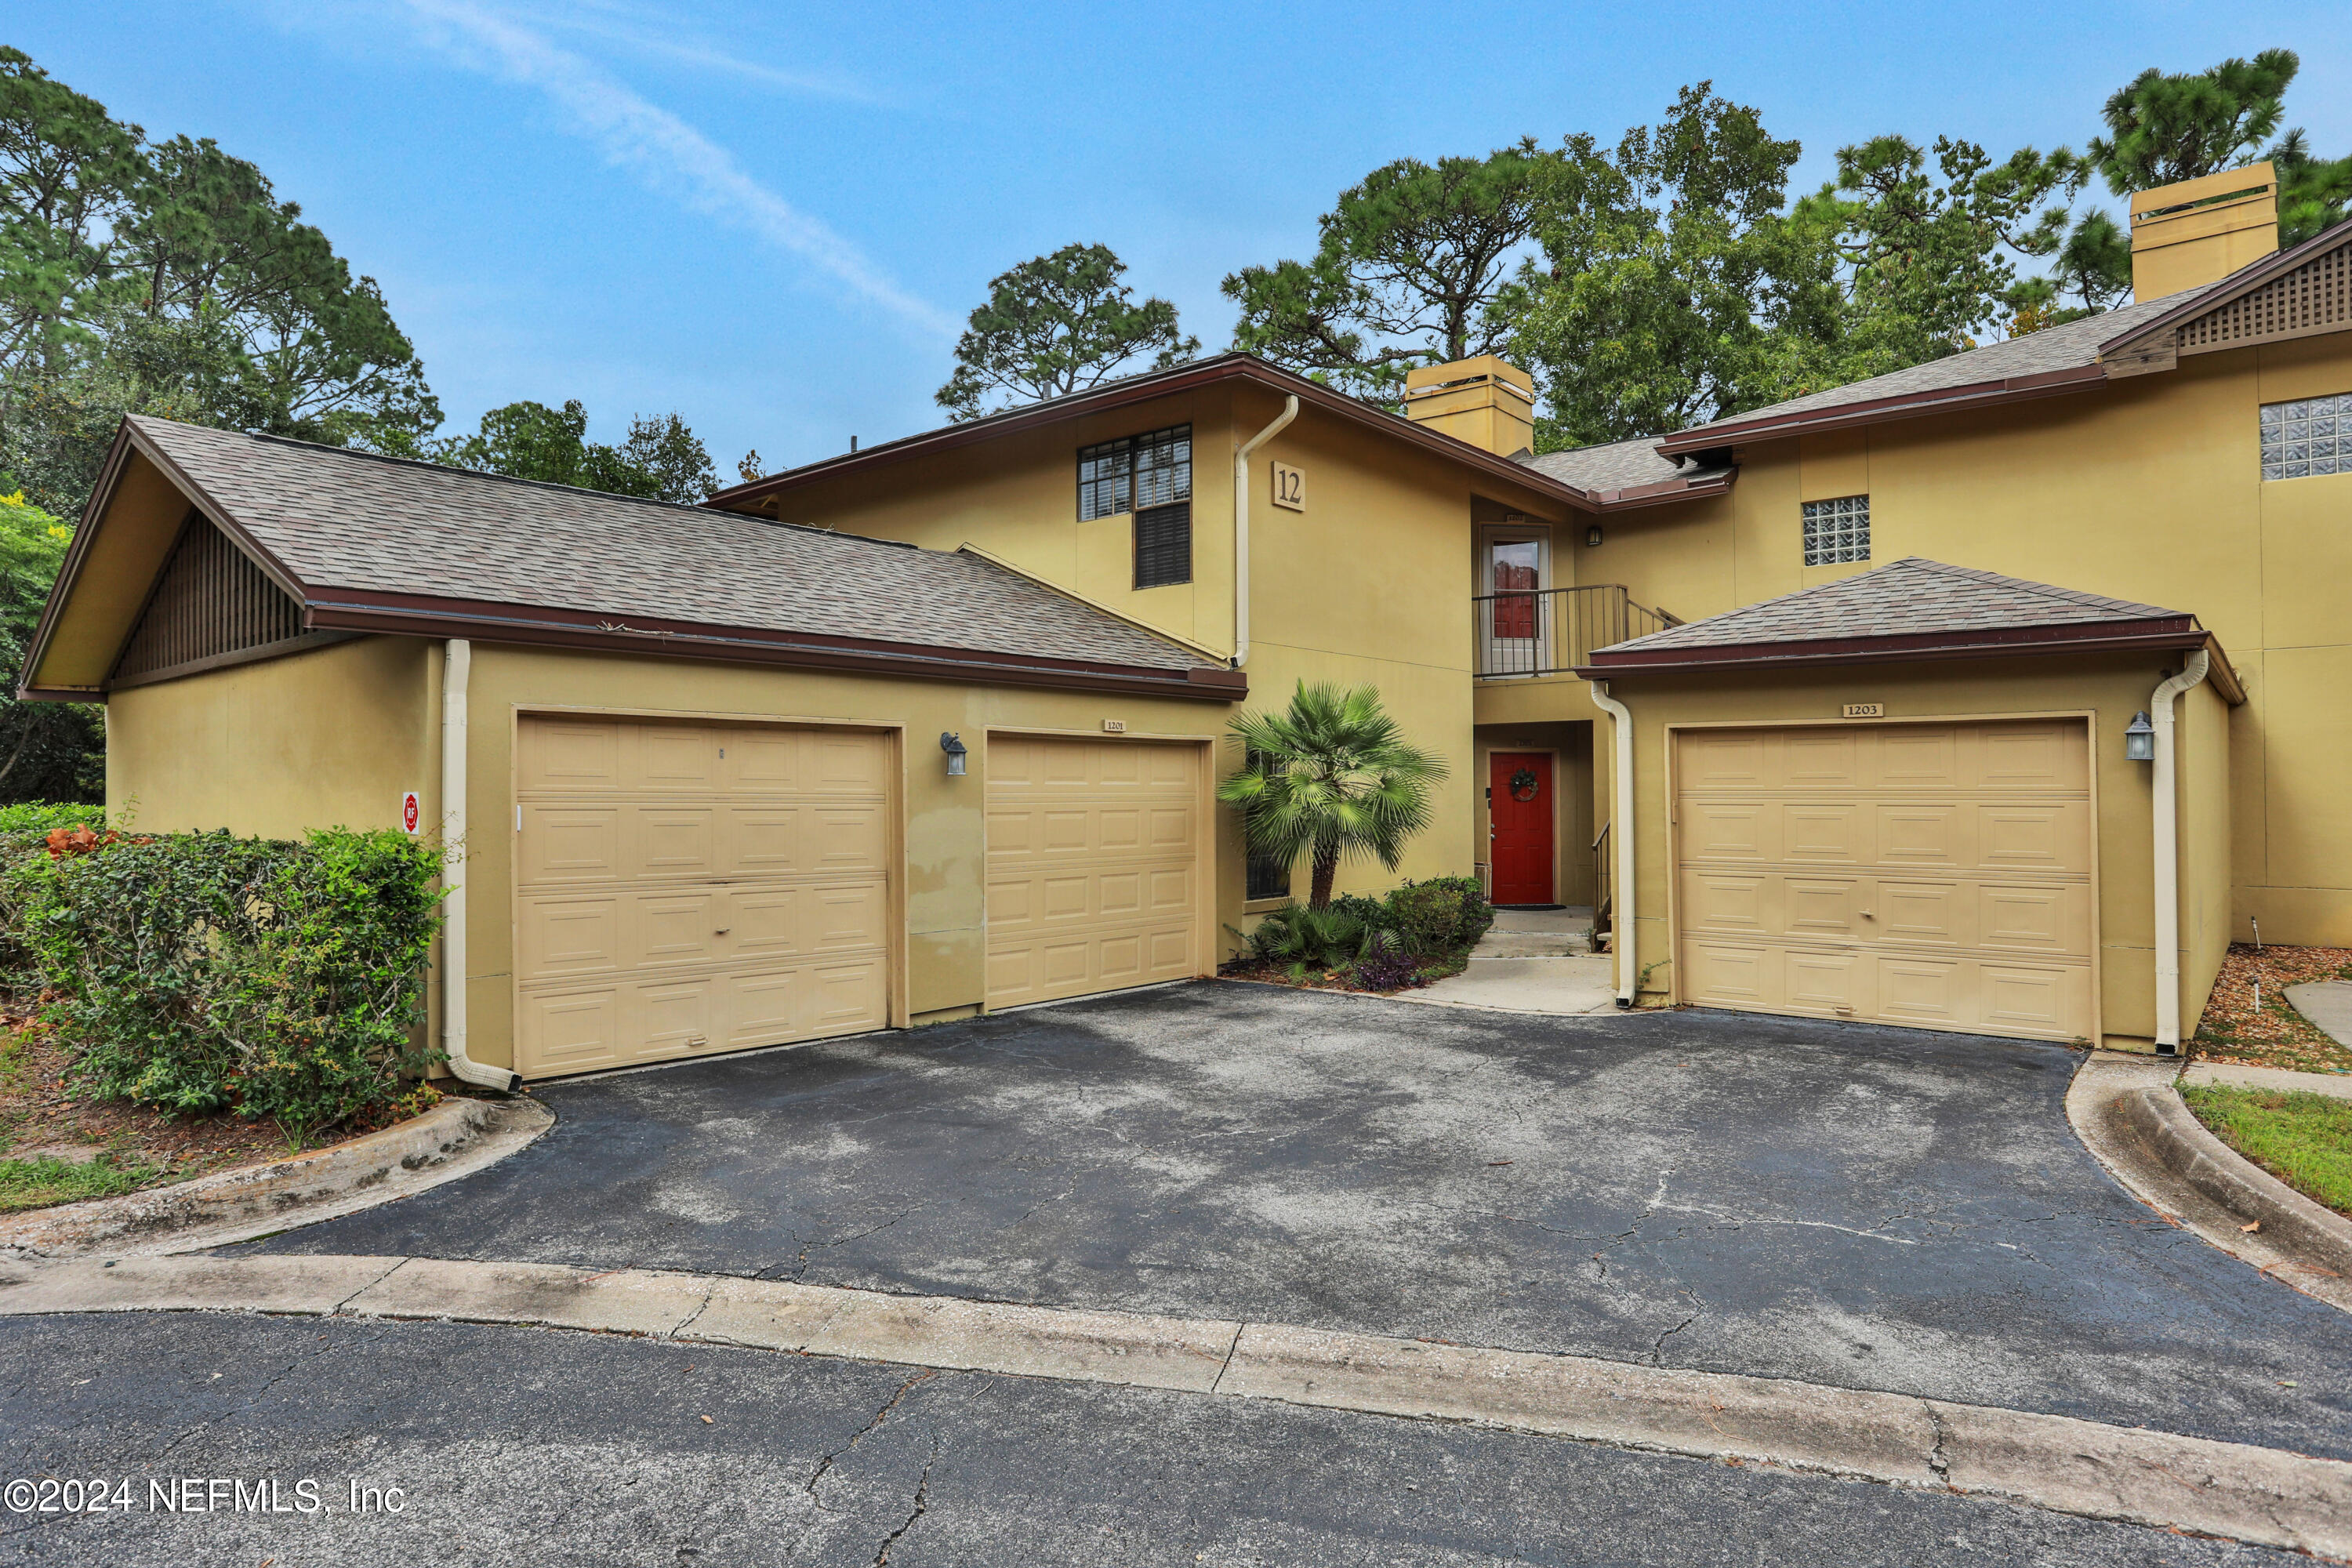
[1134,502,1191,588]
[2261,393,2348,479]
[1078,425,1190,519]
[1802,495,1870,565]
[1247,852,1292,902]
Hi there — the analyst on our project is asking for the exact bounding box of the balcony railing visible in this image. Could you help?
[1472,584,1682,678]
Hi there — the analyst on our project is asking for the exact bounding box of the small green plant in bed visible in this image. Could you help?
[0,1150,158,1214]
[1232,876,1494,993]
[2181,1084,2352,1217]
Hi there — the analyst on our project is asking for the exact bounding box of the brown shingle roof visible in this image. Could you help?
[1576,556,2239,699]
[124,416,1216,678]
[1600,557,2187,653]
[1516,436,1734,499]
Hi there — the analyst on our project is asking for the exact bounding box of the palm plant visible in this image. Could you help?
[1218,681,1446,909]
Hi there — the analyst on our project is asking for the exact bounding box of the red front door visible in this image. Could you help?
[1490,753,1555,906]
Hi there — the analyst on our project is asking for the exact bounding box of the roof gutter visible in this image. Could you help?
[2148,649,2212,1055]
[305,595,1247,702]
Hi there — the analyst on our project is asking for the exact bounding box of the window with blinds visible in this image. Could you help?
[1079,426,1193,587]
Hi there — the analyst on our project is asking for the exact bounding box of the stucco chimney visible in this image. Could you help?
[2131,163,2279,303]
[1402,355,1535,457]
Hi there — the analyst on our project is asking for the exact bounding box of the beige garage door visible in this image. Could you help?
[513,716,893,1077]
[985,735,1204,1010]
[1675,719,2094,1042]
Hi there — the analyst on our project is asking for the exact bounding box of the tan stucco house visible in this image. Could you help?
[21,165,2352,1080]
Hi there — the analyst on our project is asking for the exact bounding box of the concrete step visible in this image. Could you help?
[1470,931,1592,959]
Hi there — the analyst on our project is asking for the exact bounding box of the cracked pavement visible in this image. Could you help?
[237,983,2352,1456]
[0,1312,2303,1567]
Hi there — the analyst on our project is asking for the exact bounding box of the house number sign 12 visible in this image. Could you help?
[1271,461,1305,511]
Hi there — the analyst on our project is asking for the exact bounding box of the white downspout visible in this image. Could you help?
[1232,394,1298,666]
[1591,680,1636,1007]
[439,639,516,1091]
[2150,648,2211,1055]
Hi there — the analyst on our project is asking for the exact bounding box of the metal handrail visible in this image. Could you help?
[1472,585,1680,678]
[1590,819,1612,937]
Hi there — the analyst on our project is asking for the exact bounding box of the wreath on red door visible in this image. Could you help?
[1508,768,1540,801]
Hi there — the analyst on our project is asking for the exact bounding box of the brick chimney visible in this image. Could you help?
[2131,163,2279,303]
[1401,355,1535,456]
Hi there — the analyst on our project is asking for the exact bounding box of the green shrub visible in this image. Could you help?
[0,802,103,836]
[11,827,445,1138]
[1232,875,1494,986]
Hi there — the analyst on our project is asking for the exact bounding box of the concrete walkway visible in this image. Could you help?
[8,1252,2347,1555]
[2286,981,2352,1049]
[1409,906,1617,1013]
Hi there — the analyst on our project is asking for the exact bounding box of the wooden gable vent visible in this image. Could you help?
[111,512,325,688]
[2178,239,2352,355]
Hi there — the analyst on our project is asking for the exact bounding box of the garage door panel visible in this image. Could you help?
[519,720,621,793]
[515,717,894,1078]
[518,897,620,978]
[984,736,1202,1010]
[629,807,717,880]
[633,725,719,793]
[519,989,620,1074]
[521,806,622,883]
[1675,720,2092,1044]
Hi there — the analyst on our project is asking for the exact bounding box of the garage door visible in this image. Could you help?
[985,735,1204,1009]
[1675,720,2094,1041]
[513,716,893,1077]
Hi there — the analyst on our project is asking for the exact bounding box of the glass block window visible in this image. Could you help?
[2261,393,2350,480]
[1078,425,1190,518]
[1134,502,1192,587]
[1802,495,1871,565]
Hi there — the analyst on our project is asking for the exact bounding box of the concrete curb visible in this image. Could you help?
[2,1253,2348,1555]
[1214,974,1621,1018]
[0,1095,555,1261]
[2118,1085,2352,1276]
[2067,1053,2352,1314]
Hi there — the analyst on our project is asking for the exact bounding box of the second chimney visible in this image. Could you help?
[1402,355,1535,457]
[2131,163,2279,303]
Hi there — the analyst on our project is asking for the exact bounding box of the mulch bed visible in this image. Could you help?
[2190,944,2352,1076]
[0,1001,439,1186]
[1216,952,1471,996]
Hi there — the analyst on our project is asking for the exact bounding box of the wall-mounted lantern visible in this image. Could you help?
[1585,525,1604,548]
[2124,710,2155,763]
[940,731,968,777]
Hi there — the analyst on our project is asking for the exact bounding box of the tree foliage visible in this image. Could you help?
[434,400,718,503]
[1224,143,1548,401]
[1218,682,1446,910]
[0,489,99,804]
[936,243,1197,420]
[0,46,438,515]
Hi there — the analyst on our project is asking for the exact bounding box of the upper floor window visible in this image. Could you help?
[1079,425,1190,519]
[1080,425,1192,587]
[2261,394,2347,480]
[1802,495,1870,565]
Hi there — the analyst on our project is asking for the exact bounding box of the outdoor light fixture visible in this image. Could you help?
[2124,710,2155,762]
[940,731,967,776]
[1586,525,1604,548]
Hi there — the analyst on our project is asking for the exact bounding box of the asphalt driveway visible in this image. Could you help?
[243,982,2352,1456]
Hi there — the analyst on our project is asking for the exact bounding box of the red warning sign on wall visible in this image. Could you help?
[401,791,422,836]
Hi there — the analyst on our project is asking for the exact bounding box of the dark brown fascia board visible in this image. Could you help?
[2099,216,2352,359]
[1654,365,2109,458]
[1576,623,2245,703]
[706,354,1726,518]
[1582,470,1736,509]
[302,590,1247,702]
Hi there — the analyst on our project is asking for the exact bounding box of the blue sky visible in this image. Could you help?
[12,2,2350,474]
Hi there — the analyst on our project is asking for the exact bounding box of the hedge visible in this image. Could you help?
[2,822,447,1138]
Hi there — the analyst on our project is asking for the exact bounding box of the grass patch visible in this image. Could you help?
[0,1152,160,1214]
[2182,1084,2352,1218]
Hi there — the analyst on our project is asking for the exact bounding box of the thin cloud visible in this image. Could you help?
[514,1,888,104]
[395,0,954,337]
